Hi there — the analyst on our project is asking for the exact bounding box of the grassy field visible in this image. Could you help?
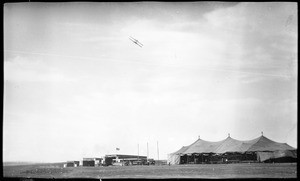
[3,163,297,179]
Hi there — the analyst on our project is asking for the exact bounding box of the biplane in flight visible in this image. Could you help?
[129,36,143,48]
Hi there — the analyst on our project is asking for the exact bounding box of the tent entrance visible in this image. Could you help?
[180,153,215,164]
[180,152,259,164]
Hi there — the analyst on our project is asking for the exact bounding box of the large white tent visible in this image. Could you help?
[168,135,296,164]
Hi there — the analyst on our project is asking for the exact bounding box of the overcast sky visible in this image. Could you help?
[3,2,297,162]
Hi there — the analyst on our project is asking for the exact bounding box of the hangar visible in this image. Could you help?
[168,134,297,164]
[104,154,148,166]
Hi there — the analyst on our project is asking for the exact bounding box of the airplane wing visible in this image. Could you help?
[129,36,135,42]
[136,40,143,46]
[135,42,143,48]
[129,36,137,41]
[134,40,143,47]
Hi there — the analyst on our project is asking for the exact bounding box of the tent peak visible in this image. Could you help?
[260,135,266,139]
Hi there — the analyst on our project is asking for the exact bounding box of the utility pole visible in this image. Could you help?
[147,142,149,162]
[157,141,159,165]
[138,144,139,162]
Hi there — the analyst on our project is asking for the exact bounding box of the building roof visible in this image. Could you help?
[105,154,147,159]
[83,157,102,161]
[67,161,79,163]
[171,146,190,155]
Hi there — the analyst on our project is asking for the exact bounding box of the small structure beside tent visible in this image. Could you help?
[168,134,297,164]
[82,157,102,166]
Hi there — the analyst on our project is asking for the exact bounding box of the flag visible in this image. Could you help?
[116,148,120,151]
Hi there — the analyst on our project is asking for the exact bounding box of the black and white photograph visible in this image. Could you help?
[3,1,297,179]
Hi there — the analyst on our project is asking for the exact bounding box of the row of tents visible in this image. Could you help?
[168,135,297,164]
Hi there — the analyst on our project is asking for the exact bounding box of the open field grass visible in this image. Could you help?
[3,163,297,179]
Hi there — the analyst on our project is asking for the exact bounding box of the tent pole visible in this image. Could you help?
[187,155,189,164]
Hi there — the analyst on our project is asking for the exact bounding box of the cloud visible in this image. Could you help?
[4,55,77,82]
[201,2,297,81]
[204,2,297,35]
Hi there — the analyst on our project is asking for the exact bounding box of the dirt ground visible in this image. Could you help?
[3,163,297,179]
